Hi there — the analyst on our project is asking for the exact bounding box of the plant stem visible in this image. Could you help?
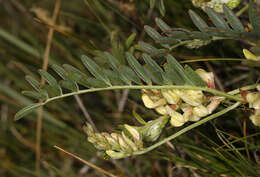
[132,102,241,156]
[44,85,244,106]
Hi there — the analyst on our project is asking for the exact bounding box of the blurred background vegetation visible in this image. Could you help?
[0,0,260,176]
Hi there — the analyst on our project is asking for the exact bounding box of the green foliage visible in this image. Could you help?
[1,0,260,176]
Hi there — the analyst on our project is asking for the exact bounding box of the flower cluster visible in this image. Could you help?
[142,69,222,127]
[185,39,212,49]
[191,0,241,13]
[83,116,169,159]
[247,85,260,126]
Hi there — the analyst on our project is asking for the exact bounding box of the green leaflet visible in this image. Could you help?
[22,91,46,100]
[81,55,111,86]
[126,52,152,85]
[163,63,184,85]
[184,65,206,87]
[103,69,124,85]
[166,55,194,85]
[189,10,209,32]
[51,64,67,79]
[155,18,171,33]
[249,0,260,35]
[39,69,62,96]
[133,110,147,125]
[149,0,155,9]
[144,25,162,41]
[158,0,165,16]
[14,103,44,121]
[39,69,58,86]
[84,77,108,88]
[142,53,164,84]
[205,7,230,31]
[223,5,244,32]
[125,33,136,49]
[60,80,78,92]
[118,66,142,85]
[25,75,40,91]
[104,52,120,70]
[105,52,132,85]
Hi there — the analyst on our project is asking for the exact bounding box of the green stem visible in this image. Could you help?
[228,84,258,95]
[133,102,241,156]
[44,85,245,105]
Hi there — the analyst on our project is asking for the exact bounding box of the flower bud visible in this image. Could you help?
[207,97,222,114]
[246,92,260,109]
[166,106,185,127]
[142,116,169,142]
[118,135,132,153]
[195,68,215,89]
[176,90,205,106]
[191,0,241,13]
[192,105,209,117]
[142,94,166,109]
[257,85,260,92]
[161,89,181,104]
[124,124,143,149]
[105,150,127,159]
[94,133,107,143]
[155,106,168,115]
[87,136,97,144]
[103,133,120,151]
[182,106,193,122]
[122,132,138,151]
[250,110,260,126]
[243,49,260,61]
[189,114,201,122]
[185,39,211,49]
[95,142,110,150]
[83,123,94,135]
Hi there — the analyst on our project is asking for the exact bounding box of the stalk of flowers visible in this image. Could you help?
[246,85,260,126]
[83,116,169,159]
[142,68,223,127]
[191,0,241,13]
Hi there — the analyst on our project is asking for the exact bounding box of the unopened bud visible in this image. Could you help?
[177,90,205,106]
[193,105,209,117]
[207,97,222,114]
[142,116,169,142]
[95,142,110,150]
[83,123,94,135]
[195,68,215,89]
[250,110,260,126]
[142,94,166,109]
[122,132,138,151]
[103,133,120,151]
[161,89,181,104]
[243,49,260,61]
[155,105,168,115]
[87,136,97,144]
[189,114,201,122]
[182,106,193,122]
[118,135,132,153]
[124,124,143,148]
[166,106,185,127]
[105,150,127,159]
[246,92,260,109]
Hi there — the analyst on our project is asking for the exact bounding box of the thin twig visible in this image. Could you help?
[36,0,61,175]
[54,145,117,177]
[74,95,98,132]
[118,89,129,113]
[10,126,36,151]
